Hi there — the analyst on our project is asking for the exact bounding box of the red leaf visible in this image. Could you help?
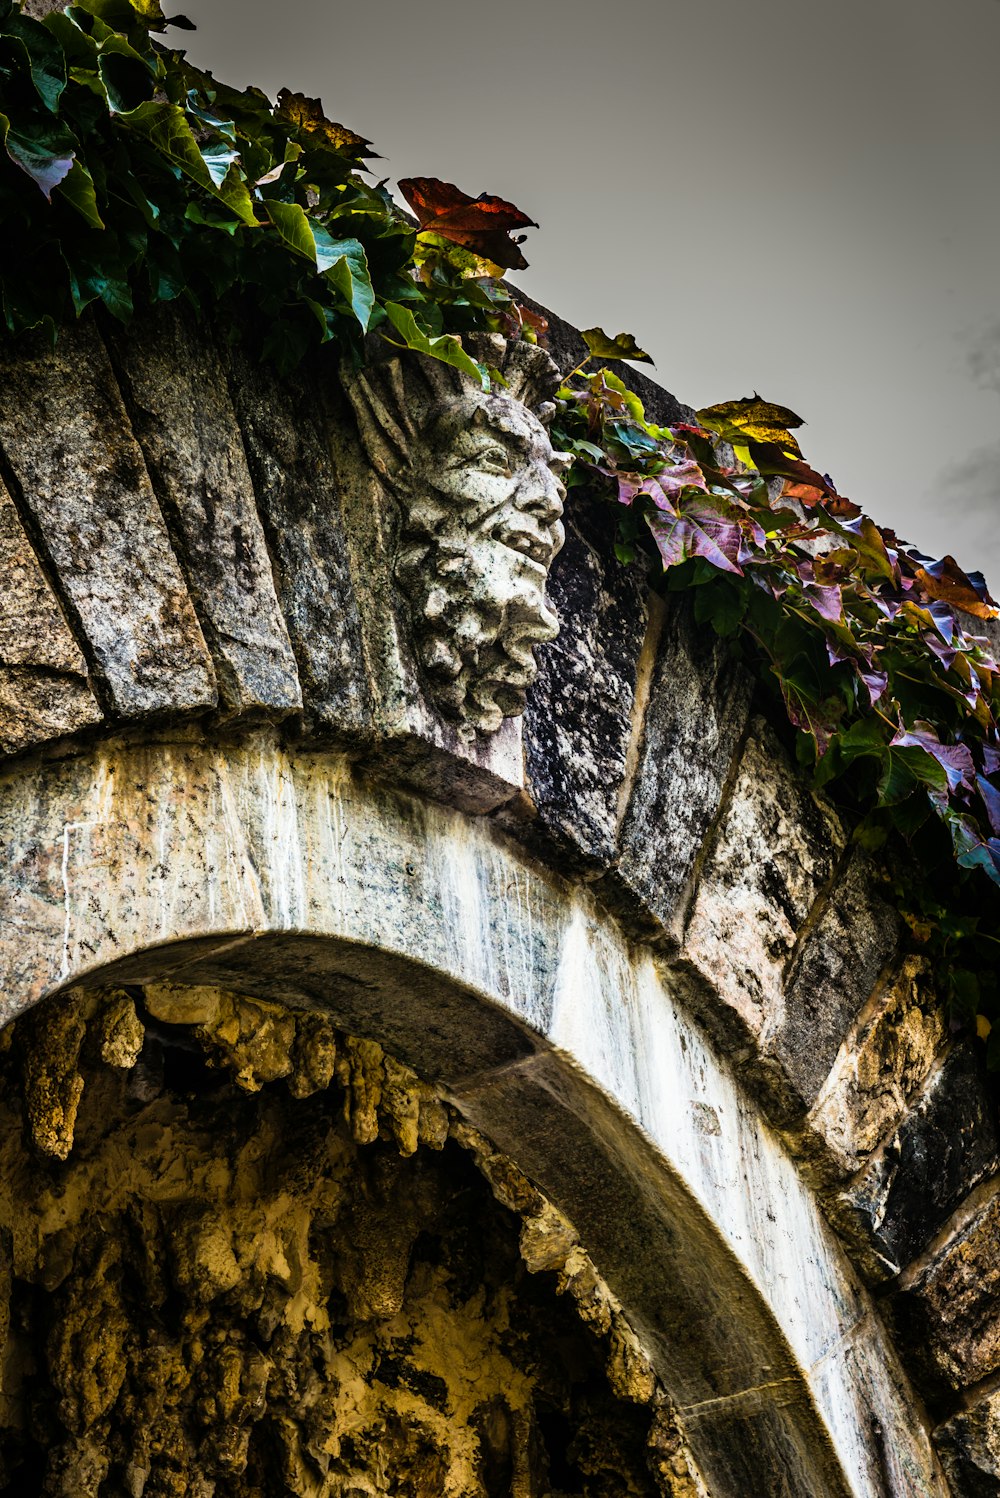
[399,176,537,270]
[907,551,998,621]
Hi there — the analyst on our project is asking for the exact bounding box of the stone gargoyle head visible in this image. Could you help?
[343,334,567,736]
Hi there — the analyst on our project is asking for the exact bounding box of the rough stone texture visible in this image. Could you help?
[807,957,948,1176]
[105,306,302,719]
[0,478,101,753]
[842,1045,1000,1275]
[0,729,948,1497]
[502,485,650,869]
[224,340,373,744]
[677,717,844,1052]
[0,299,981,1494]
[0,981,696,1497]
[892,1184,1000,1391]
[604,596,752,938]
[935,1390,1000,1497]
[768,850,902,1119]
[0,320,217,719]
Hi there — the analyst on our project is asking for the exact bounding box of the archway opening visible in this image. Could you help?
[0,979,697,1497]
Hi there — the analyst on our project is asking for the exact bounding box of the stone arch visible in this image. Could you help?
[1,299,995,1491]
[0,728,944,1497]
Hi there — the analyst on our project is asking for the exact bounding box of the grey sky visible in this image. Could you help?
[180,0,1000,581]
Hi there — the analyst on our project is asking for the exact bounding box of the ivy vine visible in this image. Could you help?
[2,0,999,1055]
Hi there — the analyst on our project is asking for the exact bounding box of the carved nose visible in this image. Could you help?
[518,462,565,526]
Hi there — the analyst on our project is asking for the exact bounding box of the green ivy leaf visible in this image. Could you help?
[877,745,948,806]
[119,100,215,191]
[76,0,168,33]
[580,326,653,364]
[53,158,105,227]
[97,38,153,113]
[199,142,240,190]
[383,302,488,389]
[216,162,258,226]
[264,198,318,263]
[314,229,374,330]
[2,13,66,112]
[0,111,75,197]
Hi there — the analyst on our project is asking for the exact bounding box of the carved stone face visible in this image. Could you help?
[345,341,568,736]
[396,389,566,734]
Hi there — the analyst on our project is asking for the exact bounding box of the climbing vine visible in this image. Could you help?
[2,0,999,1050]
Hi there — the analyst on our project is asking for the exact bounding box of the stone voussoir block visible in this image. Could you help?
[806,955,948,1178]
[763,847,902,1124]
[105,305,302,721]
[0,478,102,756]
[935,1388,1000,1497]
[225,337,375,748]
[891,1179,1000,1392]
[0,319,217,722]
[838,1044,1000,1281]
[674,715,845,1057]
[598,594,753,942]
[498,485,650,871]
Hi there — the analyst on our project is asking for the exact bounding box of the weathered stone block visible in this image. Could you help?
[105,307,301,719]
[502,486,650,868]
[603,595,753,938]
[677,717,843,1050]
[0,479,101,754]
[893,1183,1000,1389]
[770,850,901,1117]
[224,340,373,743]
[807,956,947,1175]
[843,1046,999,1275]
[936,1390,1000,1497]
[0,321,217,720]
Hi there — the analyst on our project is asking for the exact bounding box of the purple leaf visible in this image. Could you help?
[858,664,889,706]
[892,723,976,793]
[922,632,958,673]
[645,495,744,576]
[977,774,1000,837]
[803,582,844,624]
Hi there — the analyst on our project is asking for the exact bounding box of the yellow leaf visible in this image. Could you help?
[977,1014,992,1040]
[698,395,805,457]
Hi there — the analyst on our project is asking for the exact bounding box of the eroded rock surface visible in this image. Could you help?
[0,984,702,1498]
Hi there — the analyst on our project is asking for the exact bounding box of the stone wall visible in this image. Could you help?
[0,304,997,1495]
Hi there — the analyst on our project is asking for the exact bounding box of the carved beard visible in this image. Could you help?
[394,492,560,736]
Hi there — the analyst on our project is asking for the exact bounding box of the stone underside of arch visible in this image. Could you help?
[0,728,950,1498]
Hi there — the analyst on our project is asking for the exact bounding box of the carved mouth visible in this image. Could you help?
[491,521,556,568]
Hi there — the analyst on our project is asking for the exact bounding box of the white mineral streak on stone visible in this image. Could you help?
[0,731,946,1495]
[552,938,944,1495]
[253,741,307,930]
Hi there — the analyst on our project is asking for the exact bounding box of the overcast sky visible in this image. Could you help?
[179,0,1000,583]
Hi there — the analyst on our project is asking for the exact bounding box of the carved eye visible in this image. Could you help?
[477,445,512,475]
